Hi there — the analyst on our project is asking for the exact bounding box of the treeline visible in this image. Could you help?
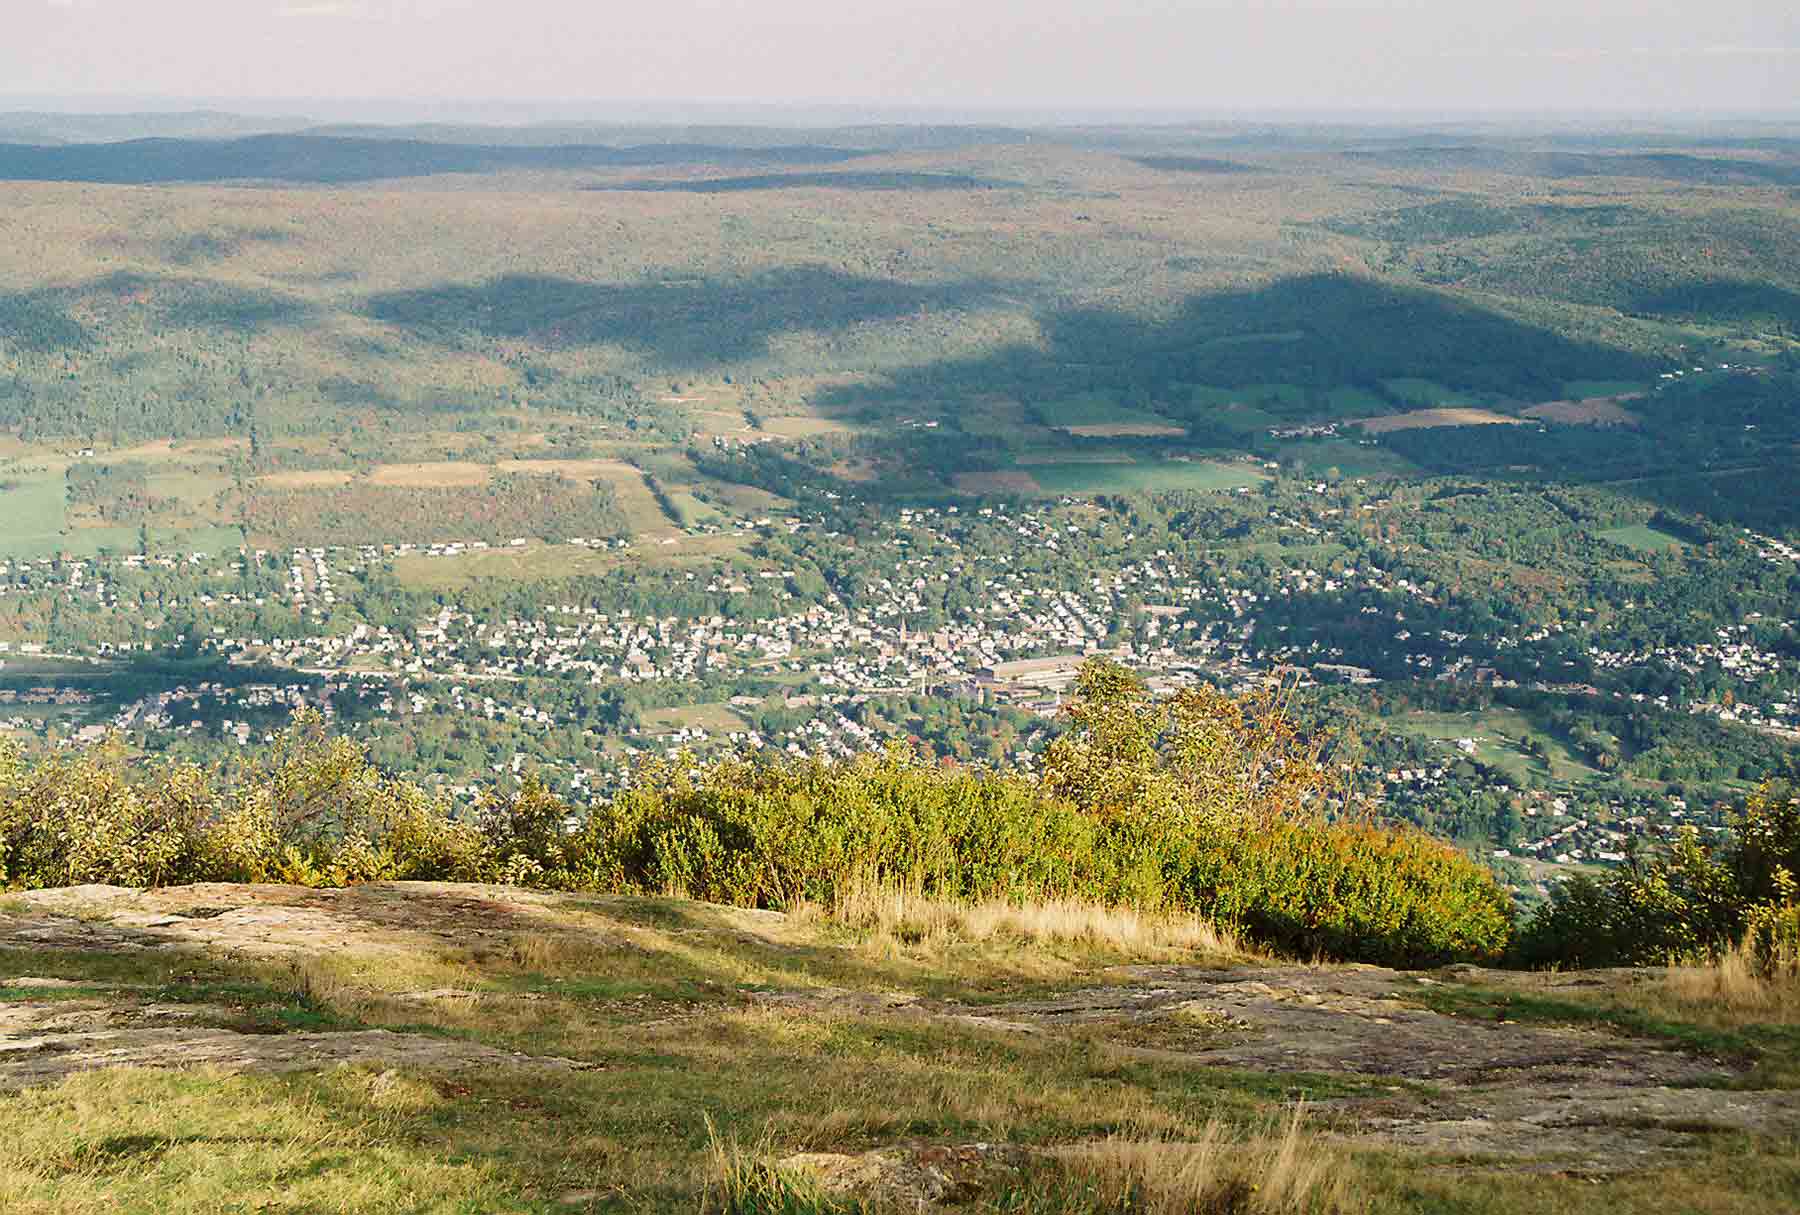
[0,660,1510,967]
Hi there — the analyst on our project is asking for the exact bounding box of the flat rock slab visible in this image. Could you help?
[2,881,580,960]
[0,1021,603,1091]
[782,1143,1034,1205]
[990,964,1732,1087]
[744,964,1800,1169]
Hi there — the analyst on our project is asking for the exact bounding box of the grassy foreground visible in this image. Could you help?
[1,885,1797,1214]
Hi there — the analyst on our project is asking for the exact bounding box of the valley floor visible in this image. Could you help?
[2,883,1797,1212]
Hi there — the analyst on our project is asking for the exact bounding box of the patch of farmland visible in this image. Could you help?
[952,470,1043,495]
[1356,408,1524,434]
[0,466,78,558]
[367,462,493,489]
[1561,380,1648,400]
[1033,393,1180,434]
[760,414,860,439]
[665,492,723,528]
[639,703,750,736]
[1523,396,1642,426]
[1011,453,1136,468]
[956,398,1055,443]
[257,470,356,490]
[705,482,794,515]
[1061,421,1188,438]
[509,460,680,535]
[1023,460,1265,495]
[392,534,747,590]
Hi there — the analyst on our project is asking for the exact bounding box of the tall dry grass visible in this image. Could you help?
[702,1106,1349,1215]
[1661,937,1800,1026]
[795,884,1254,961]
[1053,1105,1351,1214]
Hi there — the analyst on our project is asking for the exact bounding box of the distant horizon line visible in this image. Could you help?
[6,95,1800,130]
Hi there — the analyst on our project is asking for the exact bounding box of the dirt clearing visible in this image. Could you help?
[1355,408,1524,434]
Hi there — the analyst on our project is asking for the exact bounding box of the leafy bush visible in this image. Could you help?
[0,662,1512,967]
[1519,784,1800,972]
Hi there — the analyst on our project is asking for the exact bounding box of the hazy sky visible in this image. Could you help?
[10,0,1798,116]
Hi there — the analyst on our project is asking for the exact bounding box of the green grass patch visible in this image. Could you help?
[1032,393,1179,431]
[1274,438,1419,479]
[1596,523,1688,553]
[666,491,725,528]
[0,464,239,559]
[1388,707,1597,785]
[1024,460,1265,495]
[1359,1131,1800,1215]
[639,702,750,736]
[1562,379,1647,399]
[0,465,74,559]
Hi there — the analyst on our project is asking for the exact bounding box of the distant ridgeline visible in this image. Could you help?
[0,135,867,185]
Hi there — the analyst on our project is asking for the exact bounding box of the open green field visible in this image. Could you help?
[664,491,725,529]
[0,466,81,558]
[1274,438,1420,479]
[1391,708,1598,786]
[639,702,750,735]
[391,534,748,590]
[1562,380,1649,399]
[1032,393,1184,435]
[1596,523,1689,553]
[1023,459,1266,496]
[0,463,240,560]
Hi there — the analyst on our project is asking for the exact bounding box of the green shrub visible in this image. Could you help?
[0,661,1513,968]
[1519,784,1800,971]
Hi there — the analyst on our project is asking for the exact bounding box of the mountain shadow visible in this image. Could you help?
[1127,156,1263,175]
[85,273,313,334]
[365,267,1000,367]
[813,273,1663,425]
[0,135,867,185]
[0,290,91,353]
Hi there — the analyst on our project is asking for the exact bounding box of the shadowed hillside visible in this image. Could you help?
[366,267,1004,367]
[818,273,1663,425]
[0,134,868,184]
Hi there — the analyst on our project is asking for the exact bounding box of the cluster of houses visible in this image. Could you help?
[0,487,1787,884]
